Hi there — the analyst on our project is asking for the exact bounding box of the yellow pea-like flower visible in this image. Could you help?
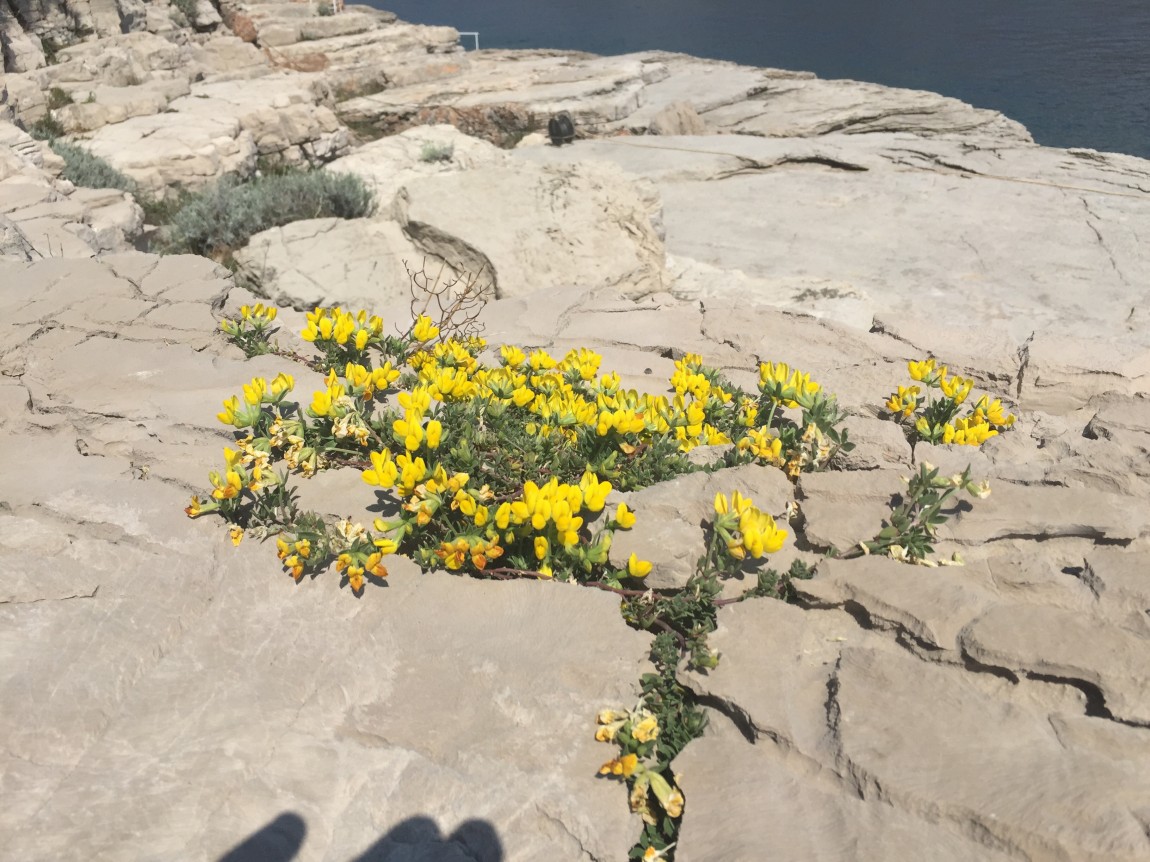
[627,553,652,579]
[412,315,440,342]
[614,502,637,530]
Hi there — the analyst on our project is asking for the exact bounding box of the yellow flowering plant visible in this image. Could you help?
[219,302,279,358]
[596,704,686,853]
[843,462,990,564]
[884,358,1016,446]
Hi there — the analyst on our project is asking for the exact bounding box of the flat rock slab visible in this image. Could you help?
[83,112,257,196]
[795,554,999,655]
[961,603,1150,724]
[680,598,1150,861]
[325,124,508,208]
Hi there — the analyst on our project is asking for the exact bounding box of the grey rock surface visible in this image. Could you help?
[394,159,666,300]
[3,5,1150,859]
[0,254,649,862]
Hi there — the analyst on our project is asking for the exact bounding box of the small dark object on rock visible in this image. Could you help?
[548,111,576,146]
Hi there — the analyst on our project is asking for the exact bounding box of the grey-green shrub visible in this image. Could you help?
[50,141,138,193]
[156,169,375,257]
[419,142,454,163]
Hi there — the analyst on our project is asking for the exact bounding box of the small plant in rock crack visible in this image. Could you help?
[883,357,1016,446]
[218,302,280,357]
[842,461,991,565]
[418,141,455,163]
[602,492,807,860]
[596,634,697,861]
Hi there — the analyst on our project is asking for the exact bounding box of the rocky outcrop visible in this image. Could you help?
[0,119,142,256]
[3,3,1150,859]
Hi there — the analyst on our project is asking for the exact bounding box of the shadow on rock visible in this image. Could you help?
[218,812,307,862]
[352,816,504,862]
[216,813,503,862]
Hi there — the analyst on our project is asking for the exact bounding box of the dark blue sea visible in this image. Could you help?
[370,0,1150,159]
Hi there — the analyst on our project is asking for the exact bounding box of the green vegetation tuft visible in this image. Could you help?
[50,141,137,193]
[155,169,375,258]
[46,87,73,110]
[419,141,455,163]
[27,114,65,141]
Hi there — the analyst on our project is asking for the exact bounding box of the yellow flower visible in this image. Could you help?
[229,526,244,546]
[599,753,639,778]
[217,395,241,426]
[627,553,653,579]
[362,450,398,487]
[241,377,267,406]
[614,502,637,530]
[210,470,243,501]
[425,419,443,449]
[500,345,527,367]
[270,372,294,397]
[908,358,937,381]
[632,715,660,743]
[939,373,973,404]
[534,535,549,561]
[412,315,440,342]
[580,471,611,512]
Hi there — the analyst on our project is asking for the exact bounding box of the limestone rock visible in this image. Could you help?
[677,720,1017,862]
[647,100,705,136]
[794,554,1000,656]
[705,75,1032,141]
[0,212,37,260]
[169,75,349,164]
[944,481,1150,545]
[232,216,423,311]
[960,603,1150,724]
[84,111,258,196]
[394,160,666,300]
[798,468,905,554]
[325,124,508,208]
[54,78,192,133]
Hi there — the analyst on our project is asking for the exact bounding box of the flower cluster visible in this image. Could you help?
[274,517,398,592]
[884,358,1016,446]
[192,301,845,596]
[712,491,788,560]
[743,361,851,475]
[596,706,685,826]
[219,303,278,357]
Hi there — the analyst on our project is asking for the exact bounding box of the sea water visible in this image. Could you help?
[367,0,1150,159]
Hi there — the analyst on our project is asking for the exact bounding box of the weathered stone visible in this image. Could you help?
[828,646,1150,860]
[798,468,904,554]
[677,719,1017,862]
[1083,546,1150,636]
[944,481,1150,545]
[961,603,1150,724]
[233,216,423,311]
[647,100,705,136]
[324,124,508,208]
[394,160,665,300]
[84,112,258,196]
[836,413,912,470]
